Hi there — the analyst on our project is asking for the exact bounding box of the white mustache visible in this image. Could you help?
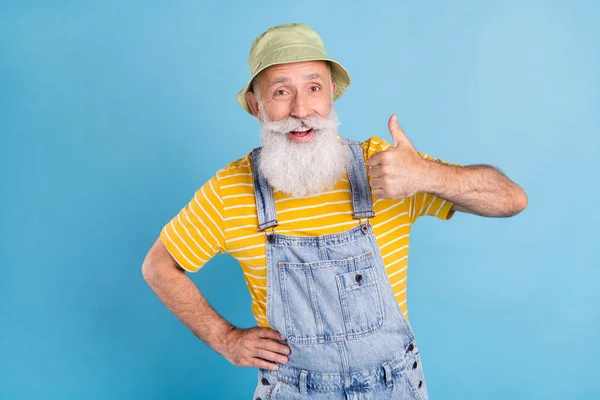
[262,114,334,135]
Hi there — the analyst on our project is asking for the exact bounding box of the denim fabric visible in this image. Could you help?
[250,139,429,399]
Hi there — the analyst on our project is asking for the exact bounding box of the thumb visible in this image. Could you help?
[388,114,409,148]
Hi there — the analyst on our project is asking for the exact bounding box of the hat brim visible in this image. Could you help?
[236,57,351,115]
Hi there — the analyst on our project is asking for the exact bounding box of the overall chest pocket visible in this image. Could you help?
[278,251,385,343]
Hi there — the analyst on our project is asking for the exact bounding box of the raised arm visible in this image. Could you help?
[368,114,528,217]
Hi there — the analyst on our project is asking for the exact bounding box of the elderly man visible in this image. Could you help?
[142,23,527,399]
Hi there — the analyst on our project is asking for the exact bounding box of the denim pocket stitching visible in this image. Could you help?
[278,252,384,343]
[336,266,385,336]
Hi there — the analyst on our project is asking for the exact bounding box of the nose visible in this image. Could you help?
[290,91,310,120]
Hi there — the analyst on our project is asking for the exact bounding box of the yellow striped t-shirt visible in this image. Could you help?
[159,136,459,327]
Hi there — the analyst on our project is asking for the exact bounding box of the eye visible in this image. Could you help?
[309,86,321,92]
[274,89,288,96]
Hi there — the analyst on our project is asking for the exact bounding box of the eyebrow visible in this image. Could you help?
[268,77,290,88]
[267,73,325,88]
[304,72,324,81]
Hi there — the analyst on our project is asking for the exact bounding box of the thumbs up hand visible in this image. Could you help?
[366,114,426,200]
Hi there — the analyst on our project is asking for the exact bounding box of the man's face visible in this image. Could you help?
[246,60,337,143]
[243,60,346,197]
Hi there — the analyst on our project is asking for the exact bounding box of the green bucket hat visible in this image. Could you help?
[236,23,351,115]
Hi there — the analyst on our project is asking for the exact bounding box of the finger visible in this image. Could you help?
[372,188,387,199]
[257,328,286,342]
[388,114,409,148]
[254,348,289,364]
[369,177,382,189]
[258,339,291,356]
[367,152,384,167]
[368,166,383,179]
[251,357,280,371]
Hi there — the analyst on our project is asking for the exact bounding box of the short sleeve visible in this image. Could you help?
[159,174,226,273]
[409,151,463,224]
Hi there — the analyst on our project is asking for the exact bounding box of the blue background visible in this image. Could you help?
[1,0,599,399]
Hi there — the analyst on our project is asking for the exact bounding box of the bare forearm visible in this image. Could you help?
[143,264,233,354]
[421,160,527,217]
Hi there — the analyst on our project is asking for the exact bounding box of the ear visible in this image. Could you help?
[331,81,337,97]
[245,91,261,120]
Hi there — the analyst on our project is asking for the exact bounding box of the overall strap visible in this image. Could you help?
[342,139,376,220]
[250,139,375,231]
[250,147,279,231]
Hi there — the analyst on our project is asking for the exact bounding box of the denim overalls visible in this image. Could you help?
[250,139,429,400]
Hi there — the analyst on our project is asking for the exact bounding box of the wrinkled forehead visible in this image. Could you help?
[258,60,331,87]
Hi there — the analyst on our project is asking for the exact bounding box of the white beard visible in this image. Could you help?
[257,105,347,197]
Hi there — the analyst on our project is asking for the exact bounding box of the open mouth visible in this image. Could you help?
[288,128,314,142]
